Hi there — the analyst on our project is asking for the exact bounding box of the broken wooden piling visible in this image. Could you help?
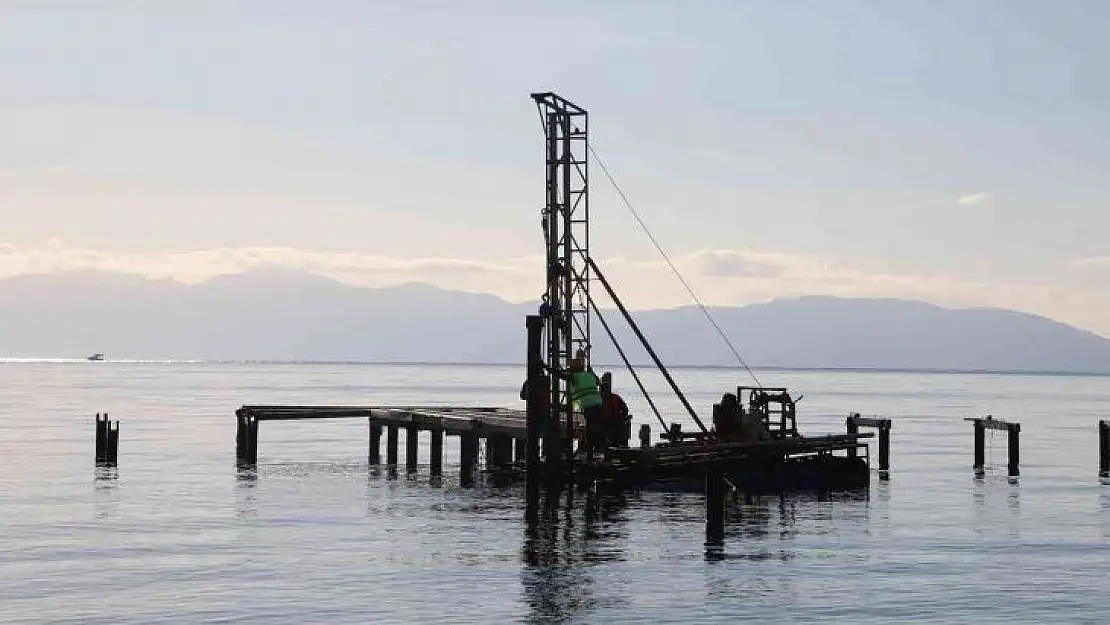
[95,413,119,466]
[966,416,1020,477]
[235,409,258,465]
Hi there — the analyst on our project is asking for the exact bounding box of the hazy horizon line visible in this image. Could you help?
[2,357,1108,378]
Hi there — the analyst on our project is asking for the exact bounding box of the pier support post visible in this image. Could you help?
[639,424,651,449]
[525,315,544,500]
[514,438,526,464]
[368,421,382,465]
[1100,420,1109,479]
[974,419,985,471]
[430,428,444,476]
[386,425,399,466]
[846,414,891,475]
[406,425,419,472]
[95,413,120,466]
[1007,423,1020,477]
[460,432,478,483]
[487,434,512,469]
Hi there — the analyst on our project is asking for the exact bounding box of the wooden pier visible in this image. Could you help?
[235,404,584,476]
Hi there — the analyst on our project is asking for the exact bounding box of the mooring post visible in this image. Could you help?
[460,432,478,481]
[386,425,399,466]
[406,425,419,472]
[368,420,382,465]
[973,419,986,471]
[705,467,727,545]
[430,428,444,476]
[1007,422,1020,477]
[1100,420,1109,479]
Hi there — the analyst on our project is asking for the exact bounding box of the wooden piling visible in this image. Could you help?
[966,416,1019,476]
[430,428,444,476]
[386,425,399,466]
[846,414,891,473]
[460,432,478,480]
[974,419,985,471]
[705,468,727,545]
[1007,423,1020,477]
[96,413,106,462]
[406,425,419,472]
[487,434,512,469]
[368,421,382,465]
[514,438,526,464]
[96,413,120,466]
[1100,420,1109,479]
[525,315,544,497]
[639,424,651,449]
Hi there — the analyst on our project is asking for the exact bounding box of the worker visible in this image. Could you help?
[600,372,631,447]
[543,350,606,456]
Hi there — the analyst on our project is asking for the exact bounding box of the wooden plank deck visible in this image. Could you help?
[237,404,584,438]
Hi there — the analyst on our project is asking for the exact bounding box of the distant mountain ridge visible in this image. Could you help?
[2,269,1109,373]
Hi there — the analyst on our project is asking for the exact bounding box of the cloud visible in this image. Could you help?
[956,192,990,206]
[697,250,788,278]
[1072,256,1110,268]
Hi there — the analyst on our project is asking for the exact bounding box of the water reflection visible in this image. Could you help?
[521,484,631,624]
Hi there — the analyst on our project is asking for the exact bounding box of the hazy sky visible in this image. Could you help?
[3,1,1109,334]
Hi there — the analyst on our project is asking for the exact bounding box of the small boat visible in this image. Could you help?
[87,353,105,361]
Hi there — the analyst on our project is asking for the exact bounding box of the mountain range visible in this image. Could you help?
[2,267,1109,373]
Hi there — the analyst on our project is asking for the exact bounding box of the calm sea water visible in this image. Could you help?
[3,361,1110,624]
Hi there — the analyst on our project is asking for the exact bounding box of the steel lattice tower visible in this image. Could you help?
[531,92,589,458]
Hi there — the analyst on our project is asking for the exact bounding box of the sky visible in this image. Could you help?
[2,0,1110,335]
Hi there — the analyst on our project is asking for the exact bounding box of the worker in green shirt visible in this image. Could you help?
[543,350,607,455]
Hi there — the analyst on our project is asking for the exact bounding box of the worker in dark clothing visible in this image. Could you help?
[600,372,631,447]
[543,350,606,455]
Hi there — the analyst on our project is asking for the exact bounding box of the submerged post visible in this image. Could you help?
[368,420,382,465]
[1100,420,1109,479]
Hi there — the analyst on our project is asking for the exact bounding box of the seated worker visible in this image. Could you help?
[600,372,631,447]
[542,350,606,455]
[713,393,770,443]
